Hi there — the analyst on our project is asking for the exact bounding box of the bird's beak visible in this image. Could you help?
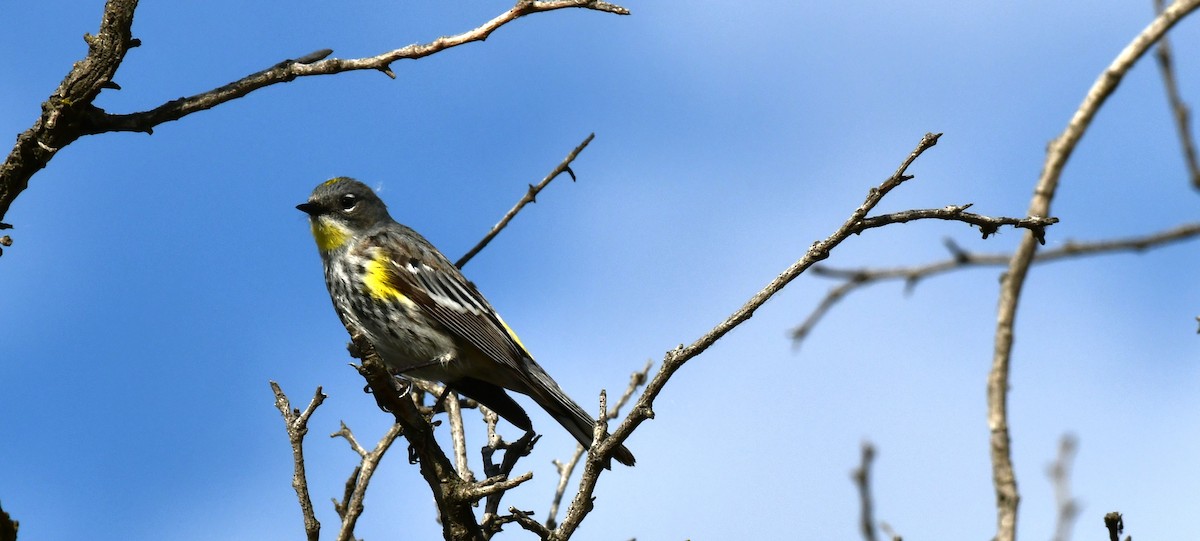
[296,202,323,216]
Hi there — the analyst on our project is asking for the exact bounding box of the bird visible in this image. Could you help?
[297,177,635,466]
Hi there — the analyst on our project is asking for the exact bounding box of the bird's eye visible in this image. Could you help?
[339,194,358,211]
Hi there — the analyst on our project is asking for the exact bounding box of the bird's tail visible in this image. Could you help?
[523,365,636,467]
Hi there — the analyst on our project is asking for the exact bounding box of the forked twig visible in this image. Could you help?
[270,382,327,541]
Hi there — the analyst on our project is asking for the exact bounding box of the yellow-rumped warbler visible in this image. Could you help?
[298,177,635,466]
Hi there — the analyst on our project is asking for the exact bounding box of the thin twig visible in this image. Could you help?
[1049,434,1080,541]
[456,133,595,268]
[444,386,475,482]
[511,507,553,540]
[545,360,651,530]
[990,4,1200,540]
[852,442,879,541]
[1153,0,1200,190]
[880,522,903,541]
[331,422,369,458]
[480,430,538,537]
[852,204,1057,244]
[792,222,1200,345]
[331,422,405,541]
[270,382,327,541]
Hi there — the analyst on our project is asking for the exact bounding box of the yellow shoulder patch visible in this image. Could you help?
[363,257,415,307]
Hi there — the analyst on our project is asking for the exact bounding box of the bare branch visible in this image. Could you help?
[332,422,369,458]
[480,430,539,537]
[511,507,553,540]
[990,4,1200,539]
[0,0,627,232]
[270,382,327,541]
[332,422,405,541]
[545,361,650,530]
[792,222,1200,344]
[457,133,596,268]
[1153,0,1200,190]
[853,205,1057,244]
[92,4,626,136]
[852,442,879,541]
[347,334,488,540]
[1049,434,1080,541]
[93,5,628,136]
[444,387,476,482]
[464,471,535,501]
[880,522,903,541]
[0,0,139,223]
[551,132,1054,539]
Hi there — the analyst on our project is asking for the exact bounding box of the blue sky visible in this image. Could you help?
[2,1,1198,539]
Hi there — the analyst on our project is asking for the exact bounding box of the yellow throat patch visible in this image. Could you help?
[310,217,350,251]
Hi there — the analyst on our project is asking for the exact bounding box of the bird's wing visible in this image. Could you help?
[374,232,531,375]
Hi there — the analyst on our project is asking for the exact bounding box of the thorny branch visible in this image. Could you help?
[0,0,628,246]
[1153,0,1200,190]
[990,3,1200,540]
[791,222,1200,345]
[456,133,596,268]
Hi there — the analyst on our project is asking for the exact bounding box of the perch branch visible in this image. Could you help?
[347,334,487,540]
